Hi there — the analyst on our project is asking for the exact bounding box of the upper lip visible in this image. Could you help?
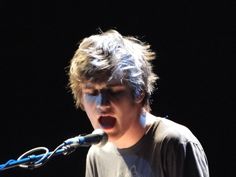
[99,115,115,119]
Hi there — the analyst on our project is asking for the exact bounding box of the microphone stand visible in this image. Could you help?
[0,142,81,171]
[0,129,106,172]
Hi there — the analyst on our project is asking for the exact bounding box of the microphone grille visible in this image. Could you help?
[92,129,108,146]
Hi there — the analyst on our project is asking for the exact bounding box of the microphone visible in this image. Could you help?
[64,129,108,147]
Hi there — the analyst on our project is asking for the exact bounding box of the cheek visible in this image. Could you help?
[83,94,100,104]
[112,96,136,114]
[82,99,98,129]
[82,95,95,109]
[82,95,97,117]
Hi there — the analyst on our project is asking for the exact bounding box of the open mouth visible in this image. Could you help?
[98,116,116,129]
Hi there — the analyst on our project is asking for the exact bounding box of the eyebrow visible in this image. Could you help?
[107,82,123,87]
[107,79,124,86]
[83,82,124,89]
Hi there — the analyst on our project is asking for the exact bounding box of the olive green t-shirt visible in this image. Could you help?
[85,117,209,177]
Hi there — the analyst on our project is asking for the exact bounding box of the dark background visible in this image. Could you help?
[0,1,234,177]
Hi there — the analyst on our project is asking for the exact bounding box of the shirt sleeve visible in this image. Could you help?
[161,136,209,177]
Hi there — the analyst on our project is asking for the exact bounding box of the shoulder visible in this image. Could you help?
[151,116,206,156]
[152,118,210,176]
[148,116,201,146]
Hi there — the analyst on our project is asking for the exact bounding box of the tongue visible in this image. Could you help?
[99,116,116,129]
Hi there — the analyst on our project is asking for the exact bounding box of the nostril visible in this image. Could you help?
[96,104,111,114]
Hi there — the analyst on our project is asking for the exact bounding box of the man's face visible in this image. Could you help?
[81,79,143,142]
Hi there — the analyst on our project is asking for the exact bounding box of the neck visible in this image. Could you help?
[113,110,152,149]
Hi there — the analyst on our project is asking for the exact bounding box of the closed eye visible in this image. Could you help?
[84,89,99,96]
[107,88,127,97]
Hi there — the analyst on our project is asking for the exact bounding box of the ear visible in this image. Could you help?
[79,97,85,110]
[78,91,85,110]
[135,92,145,104]
[79,103,85,110]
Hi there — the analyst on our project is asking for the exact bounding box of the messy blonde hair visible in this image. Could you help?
[68,29,158,111]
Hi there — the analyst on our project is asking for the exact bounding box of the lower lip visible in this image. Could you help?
[100,125,115,130]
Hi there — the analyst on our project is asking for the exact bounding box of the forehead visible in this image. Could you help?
[82,78,124,89]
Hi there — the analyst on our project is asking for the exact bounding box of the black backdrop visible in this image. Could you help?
[0,1,234,177]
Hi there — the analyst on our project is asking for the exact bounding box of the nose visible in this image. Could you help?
[96,91,111,112]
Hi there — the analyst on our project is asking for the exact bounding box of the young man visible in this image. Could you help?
[68,29,209,177]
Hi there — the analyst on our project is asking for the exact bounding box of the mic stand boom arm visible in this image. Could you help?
[0,129,107,171]
[0,140,83,171]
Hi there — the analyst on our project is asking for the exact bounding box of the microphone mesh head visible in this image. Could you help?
[92,129,108,146]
